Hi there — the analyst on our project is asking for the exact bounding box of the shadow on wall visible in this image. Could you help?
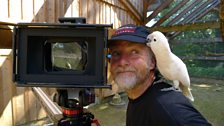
[0,24,12,49]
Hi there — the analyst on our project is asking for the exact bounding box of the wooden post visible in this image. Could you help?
[220,0,224,41]
[0,49,14,126]
[0,23,13,49]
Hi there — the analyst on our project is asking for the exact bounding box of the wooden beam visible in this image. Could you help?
[0,22,13,49]
[119,0,143,24]
[143,0,149,23]
[180,0,219,24]
[167,0,203,25]
[220,0,224,41]
[149,21,220,32]
[153,0,190,27]
[144,0,173,24]
[169,0,220,38]
[181,56,224,61]
[171,38,223,44]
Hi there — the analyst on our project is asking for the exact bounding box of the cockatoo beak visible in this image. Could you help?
[146,37,151,47]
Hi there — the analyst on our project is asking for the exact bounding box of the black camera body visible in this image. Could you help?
[13,18,112,88]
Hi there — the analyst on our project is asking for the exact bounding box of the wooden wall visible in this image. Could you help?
[0,0,143,26]
[0,50,48,126]
[0,0,144,125]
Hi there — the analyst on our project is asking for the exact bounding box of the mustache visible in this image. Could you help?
[114,67,136,73]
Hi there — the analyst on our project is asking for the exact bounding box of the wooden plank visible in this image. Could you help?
[113,0,118,28]
[24,88,31,123]
[14,87,26,125]
[0,49,46,126]
[110,0,115,25]
[145,0,173,24]
[72,0,80,17]
[88,0,95,24]
[143,0,149,23]
[9,0,22,21]
[181,56,224,61]
[64,0,71,17]
[167,0,203,25]
[0,49,50,125]
[80,0,88,21]
[171,38,223,43]
[0,27,13,49]
[47,0,56,23]
[102,0,106,24]
[21,0,34,22]
[0,0,9,20]
[220,0,224,41]
[105,0,111,24]
[55,0,63,23]
[0,50,13,126]
[180,0,219,24]
[149,21,220,32]
[122,9,126,26]
[153,0,190,27]
[115,3,120,27]
[95,0,100,24]
[119,0,143,24]
[63,0,76,18]
[33,0,46,22]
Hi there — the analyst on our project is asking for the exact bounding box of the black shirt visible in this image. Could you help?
[126,79,212,126]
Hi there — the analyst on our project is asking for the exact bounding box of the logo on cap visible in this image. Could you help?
[113,26,136,36]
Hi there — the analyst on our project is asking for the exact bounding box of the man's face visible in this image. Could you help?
[109,41,155,90]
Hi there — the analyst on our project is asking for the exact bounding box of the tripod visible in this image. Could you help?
[32,87,100,126]
[56,89,100,126]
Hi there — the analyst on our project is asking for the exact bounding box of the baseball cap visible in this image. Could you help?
[108,24,150,44]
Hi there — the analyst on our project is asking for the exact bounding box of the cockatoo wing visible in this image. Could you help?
[146,31,194,101]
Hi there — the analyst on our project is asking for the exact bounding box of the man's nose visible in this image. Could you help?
[117,54,130,66]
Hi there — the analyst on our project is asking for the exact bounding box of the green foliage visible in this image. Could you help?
[166,8,223,80]
[174,29,221,40]
[188,66,224,79]
[172,42,224,80]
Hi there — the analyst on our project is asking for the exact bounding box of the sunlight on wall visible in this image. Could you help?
[0,49,12,66]
[0,0,8,19]
[22,0,34,22]
[0,101,13,126]
[64,1,79,17]
[0,0,44,23]
[146,11,156,27]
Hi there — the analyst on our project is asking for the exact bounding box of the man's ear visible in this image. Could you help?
[149,57,156,70]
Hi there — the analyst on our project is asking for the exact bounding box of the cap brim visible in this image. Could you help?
[109,34,146,43]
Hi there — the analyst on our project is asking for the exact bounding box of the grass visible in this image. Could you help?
[89,80,224,126]
[191,82,224,125]
[89,102,127,126]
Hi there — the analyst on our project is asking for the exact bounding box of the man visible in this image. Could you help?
[108,24,211,126]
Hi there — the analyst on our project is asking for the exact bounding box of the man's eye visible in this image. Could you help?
[131,50,138,54]
[111,51,120,56]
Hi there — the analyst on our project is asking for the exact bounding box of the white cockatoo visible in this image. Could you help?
[146,31,194,102]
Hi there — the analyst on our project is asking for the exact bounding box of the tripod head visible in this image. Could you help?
[56,89,100,126]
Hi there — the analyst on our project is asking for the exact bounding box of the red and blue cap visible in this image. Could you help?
[109,24,150,44]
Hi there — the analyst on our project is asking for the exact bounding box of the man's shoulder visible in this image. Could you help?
[149,79,211,126]
[150,79,191,110]
[151,79,179,94]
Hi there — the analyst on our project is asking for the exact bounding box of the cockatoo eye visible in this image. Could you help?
[153,38,157,42]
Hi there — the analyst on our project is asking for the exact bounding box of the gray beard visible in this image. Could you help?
[114,70,151,90]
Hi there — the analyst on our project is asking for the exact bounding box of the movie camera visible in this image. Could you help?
[13,17,112,126]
